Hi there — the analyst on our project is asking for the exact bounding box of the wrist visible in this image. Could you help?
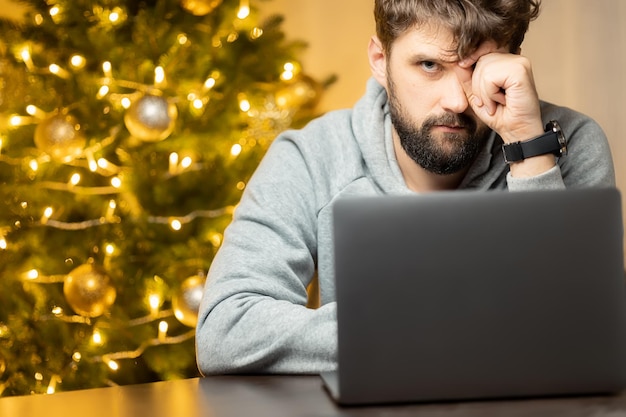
[501,120,567,164]
[501,125,544,145]
[508,154,556,178]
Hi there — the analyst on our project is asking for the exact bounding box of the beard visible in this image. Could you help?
[387,79,489,176]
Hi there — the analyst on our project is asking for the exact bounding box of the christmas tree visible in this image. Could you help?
[0,0,325,396]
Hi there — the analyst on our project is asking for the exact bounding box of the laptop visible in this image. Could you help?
[321,187,626,405]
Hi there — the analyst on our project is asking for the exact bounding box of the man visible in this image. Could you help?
[195,0,615,374]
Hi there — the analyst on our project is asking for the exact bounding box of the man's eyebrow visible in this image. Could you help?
[410,52,459,64]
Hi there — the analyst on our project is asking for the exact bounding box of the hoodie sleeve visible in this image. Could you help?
[195,132,337,375]
[506,103,616,191]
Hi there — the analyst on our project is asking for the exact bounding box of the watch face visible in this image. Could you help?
[549,120,567,156]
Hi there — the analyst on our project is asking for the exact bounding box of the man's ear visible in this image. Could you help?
[368,35,387,87]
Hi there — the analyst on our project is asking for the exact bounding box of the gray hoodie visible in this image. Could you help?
[195,78,615,375]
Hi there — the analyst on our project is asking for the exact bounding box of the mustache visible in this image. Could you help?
[422,113,477,131]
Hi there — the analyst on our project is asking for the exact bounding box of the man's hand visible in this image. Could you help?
[458,43,556,177]
[458,43,544,144]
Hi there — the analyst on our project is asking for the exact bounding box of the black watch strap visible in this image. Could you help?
[502,120,567,163]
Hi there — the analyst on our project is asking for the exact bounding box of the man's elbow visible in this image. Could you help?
[195,321,233,375]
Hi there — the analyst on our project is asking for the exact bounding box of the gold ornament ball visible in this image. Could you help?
[124,94,178,142]
[63,263,116,318]
[172,276,206,328]
[34,114,87,162]
[180,0,223,15]
[275,75,321,110]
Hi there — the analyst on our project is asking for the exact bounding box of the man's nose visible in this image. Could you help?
[440,74,470,114]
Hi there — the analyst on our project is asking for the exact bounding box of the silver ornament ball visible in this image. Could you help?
[124,94,178,142]
[34,114,86,162]
[172,276,206,327]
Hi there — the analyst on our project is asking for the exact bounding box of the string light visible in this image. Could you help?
[180,156,192,169]
[87,152,98,172]
[96,329,195,365]
[105,199,116,219]
[26,105,46,118]
[69,173,81,186]
[92,329,103,345]
[95,157,124,175]
[192,98,204,110]
[147,206,234,227]
[226,32,238,43]
[230,143,242,157]
[239,98,251,112]
[107,360,119,371]
[169,153,194,175]
[39,208,53,225]
[158,321,168,341]
[109,10,120,23]
[170,219,182,231]
[0,237,6,250]
[110,177,122,188]
[102,61,112,78]
[19,46,34,71]
[154,66,166,86]
[97,85,109,99]
[237,0,250,19]
[97,158,111,170]
[204,77,216,90]
[69,54,86,69]
[250,27,263,39]
[281,62,296,81]
[49,63,71,79]
[149,294,161,315]
[177,33,188,45]
[49,6,60,18]
[208,232,223,247]
[47,375,60,394]
[19,47,30,62]
[26,269,39,280]
[9,115,26,127]
[169,152,179,175]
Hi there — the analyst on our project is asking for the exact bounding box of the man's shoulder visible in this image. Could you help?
[274,107,360,153]
[300,108,355,135]
[539,100,607,142]
[540,100,597,126]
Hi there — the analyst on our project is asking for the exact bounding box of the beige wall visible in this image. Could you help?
[263,0,626,262]
[260,1,374,111]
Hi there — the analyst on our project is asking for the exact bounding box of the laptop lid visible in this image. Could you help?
[325,188,626,405]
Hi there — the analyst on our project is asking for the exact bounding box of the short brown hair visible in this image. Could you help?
[374,0,541,58]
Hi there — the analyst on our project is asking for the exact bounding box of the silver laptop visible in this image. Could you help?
[321,187,626,405]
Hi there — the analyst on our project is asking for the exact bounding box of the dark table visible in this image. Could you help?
[1,375,626,416]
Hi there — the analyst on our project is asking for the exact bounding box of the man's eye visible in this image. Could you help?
[420,61,440,72]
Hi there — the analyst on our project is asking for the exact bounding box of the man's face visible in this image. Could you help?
[384,25,492,175]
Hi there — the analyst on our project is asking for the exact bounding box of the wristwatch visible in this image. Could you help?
[502,120,567,163]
